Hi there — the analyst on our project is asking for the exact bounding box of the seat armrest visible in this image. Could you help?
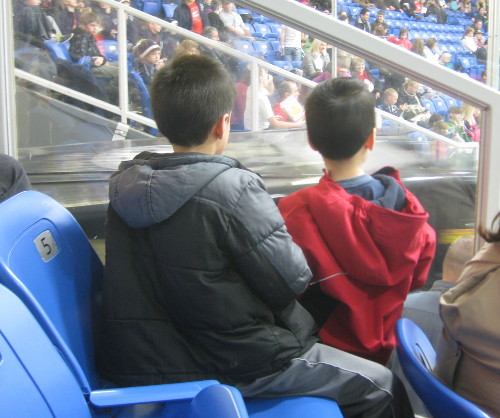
[89,380,220,407]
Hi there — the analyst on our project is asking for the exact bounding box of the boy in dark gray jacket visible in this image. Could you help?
[100,54,414,417]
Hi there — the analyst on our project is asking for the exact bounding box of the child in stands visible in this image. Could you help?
[279,77,436,365]
[132,39,165,89]
[378,88,403,117]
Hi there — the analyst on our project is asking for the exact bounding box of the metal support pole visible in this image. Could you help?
[0,0,17,156]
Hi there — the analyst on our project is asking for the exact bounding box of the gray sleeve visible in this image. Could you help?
[226,175,312,310]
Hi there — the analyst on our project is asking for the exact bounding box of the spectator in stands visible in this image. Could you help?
[378,88,403,116]
[273,81,305,123]
[474,30,487,62]
[55,0,81,35]
[337,11,349,22]
[388,235,474,417]
[202,0,214,13]
[371,10,388,34]
[423,37,441,64]
[461,103,481,142]
[354,8,371,32]
[469,19,485,34]
[351,57,381,100]
[447,105,470,142]
[301,39,330,80]
[139,21,179,60]
[173,0,209,35]
[434,213,500,418]
[174,39,199,57]
[99,55,414,418]
[461,0,474,16]
[424,0,447,23]
[400,0,417,18]
[0,154,31,203]
[278,77,435,365]
[433,120,450,136]
[207,0,228,42]
[91,1,117,39]
[397,79,428,122]
[132,39,164,89]
[199,26,239,77]
[461,27,477,53]
[118,0,140,48]
[15,0,60,47]
[219,1,252,41]
[244,67,305,130]
[439,52,454,69]
[231,66,250,129]
[428,112,444,129]
[388,28,412,49]
[280,25,304,65]
[411,37,425,57]
[473,6,488,31]
[353,0,375,8]
[68,11,119,101]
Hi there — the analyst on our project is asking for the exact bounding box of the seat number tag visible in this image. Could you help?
[34,230,59,262]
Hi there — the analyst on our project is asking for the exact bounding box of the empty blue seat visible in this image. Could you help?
[252,23,272,38]
[142,0,162,16]
[233,39,255,54]
[396,319,490,418]
[273,60,294,71]
[162,3,177,18]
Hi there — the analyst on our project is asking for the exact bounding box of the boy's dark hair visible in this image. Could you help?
[305,78,375,160]
[448,105,461,114]
[151,55,236,146]
[79,12,98,26]
[277,81,295,100]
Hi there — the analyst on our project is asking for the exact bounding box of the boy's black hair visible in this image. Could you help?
[151,55,236,146]
[305,78,375,160]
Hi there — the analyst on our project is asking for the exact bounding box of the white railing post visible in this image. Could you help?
[0,0,17,156]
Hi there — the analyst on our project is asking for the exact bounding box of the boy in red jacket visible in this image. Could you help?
[279,78,436,365]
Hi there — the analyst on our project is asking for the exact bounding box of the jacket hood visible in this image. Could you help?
[109,152,240,228]
[0,155,31,202]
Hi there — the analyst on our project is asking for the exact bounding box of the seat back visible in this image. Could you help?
[44,39,71,62]
[142,0,162,16]
[163,3,177,18]
[396,319,490,418]
[0,190,104,394]
[0,284,91,417]
[98,39,119,62]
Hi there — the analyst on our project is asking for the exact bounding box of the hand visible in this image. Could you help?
[93,56,104,67]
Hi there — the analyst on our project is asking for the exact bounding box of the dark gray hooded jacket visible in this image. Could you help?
[99,151,317,386]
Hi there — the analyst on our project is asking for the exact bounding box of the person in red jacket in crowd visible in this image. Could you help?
[278,77,436,365]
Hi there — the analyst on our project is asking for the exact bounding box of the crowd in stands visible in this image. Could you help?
[13,0,490,136]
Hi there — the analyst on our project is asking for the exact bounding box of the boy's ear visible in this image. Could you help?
[364,128,376,151]
[214,113,231,139]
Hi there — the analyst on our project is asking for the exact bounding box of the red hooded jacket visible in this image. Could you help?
[279,168,436,364]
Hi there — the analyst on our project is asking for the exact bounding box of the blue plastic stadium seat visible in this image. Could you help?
[233,39,255,54]
[273,60,294,71]
[421,98,436,113]
[98,39,119,62]
[252,23,272,38]
[163,3,177,18]
[396,319,490,418]
[142,0,162,16]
